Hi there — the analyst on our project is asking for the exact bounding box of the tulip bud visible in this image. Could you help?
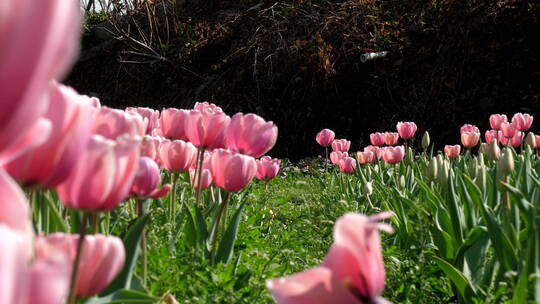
[487,139,501,161]
[475,164,487,190]
[497,147,514,177]
[478,143,487,156]
[525,132,536,148]
[421,131,430,150]
[437,159,450,185]
[363,181,373,196]
[427,157,438,181]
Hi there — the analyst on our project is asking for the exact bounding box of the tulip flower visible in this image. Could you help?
[267,212,393,304]
[210,149,257,192]
[382,146,405,164]
[461,132,480,148]
[159,139,198,173]
[370,132,386,146]
[5,82,95,188]
[484,130,499,144]
[130,157,170,199]
[0,0,81,161]
[316,129,335,147]
[330,151,348,165]
[93,107,145,140]
[226,113,278,158]
[185,108,231,149]
[512,113,533,131]
[194,101,224,113]
[507,132,524,148]
[536,135,540,149]
[384,132,399,146]
[256,156,281,181]
[56,135,141,211]
[159,108,190,140]
[501,122,517,138]
[36,233,125,298]
[126,107,160,135]
[189,168,213,190]
[332,139,351,152]
[140,135,164,165]
[444,145,461,158]
[460,124,480,134]
[0,169,34,248]
[338,157,356,174]
[396,122,417,139]
[356,151,375,164]
[489,114,507,130]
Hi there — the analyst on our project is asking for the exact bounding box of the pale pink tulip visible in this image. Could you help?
[384,132,399,146]
[56,135,141,211]
[226,113,278,158]
[189,168,213,190]
[126,107,160,135]
[444,145,461,158]
[130,157,170,199]
[194,101,224,113]
[93,107,145,140]
[316,129,335,147]
[185,108,231,149]
[501,122,517,138]
[159,139,197,172]
[512,113,534,131]
[330,151,348,165]
[5,82,95,188]
[460,124,480,134]
[396,122,417,139]
[461,132,480,148]
[256,156,281,180]
[382,146,405,164]
[210,149,257,192]
[364,145,379,154]
[356,151,375,164]
[140,135,164,165]
[338,157,356,174]
[0,0,81,160]
[159,108,190,140]
[484,130,499,144]
[37,233,125,298]
[489,114,507,130]
[370,133,386,146]
[331,139,351,152]
[266,212,393,304]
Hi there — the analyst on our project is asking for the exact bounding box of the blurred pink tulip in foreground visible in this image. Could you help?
[126,107,160,135]
[226,113,278,158]
[316,129,335,147]
[93,107,145,140]
[267,212,393,304]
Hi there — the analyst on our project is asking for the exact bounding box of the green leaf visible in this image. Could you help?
[216,203,245,264]
[434,256,476,298]
[84,289,156,304]
[183,207,197,247]
[194,205,209,246]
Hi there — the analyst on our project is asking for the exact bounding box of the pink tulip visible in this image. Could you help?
[189,150,212,170]
[364,145,378,154]
[194,101,224,113]
[316,129,335,147]
[356,151,375,164]
[36,233,125,298]
[210,149,257,192]
[159,108,190,140]
[382,146,405,164]
[338,157,356,174]
[130,157,170,199]
[396,122,417,139]
[331,139,351,152]
[140,135,164,165]
[256,156,281,180]
[384,132,399,146]
[460,124,480,134]
[56,135,141,211]
[444,145,461,158]
[489,114,507,130]
[185,108,231,149]
[226,113,278,158]
[508,132,524,148]
[189,168,213,190]
[0,169,34,248]
[266,212,393,304]
[93,107,145,140]
[484,130,499,144]
[330,151,348,165]
[461,132,480,148]
[369,132,386,146]
[0,0,81,161]
[159,139,197,172]
[536,135,540,148]
[5,82,95,188]
[512,113,534,131]
[126,107,160,135]
[501,122,517,138]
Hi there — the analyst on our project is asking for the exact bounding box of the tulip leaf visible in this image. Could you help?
[183,207,197,247]
[101,214,150,295]
[194,205,209,246]
[216,203,245,264]
[84,289,156,304]
[433,256,475,299]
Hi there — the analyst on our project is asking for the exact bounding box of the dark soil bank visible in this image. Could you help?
[66,0,540,159]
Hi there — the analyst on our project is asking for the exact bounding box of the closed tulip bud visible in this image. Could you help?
[427,157,438,180]
[210,149,257,192]
[487,139,501,160]
[525,132,536,148]
[497,148,514,176]
[421,131,430,150]
[316,129,335,147]
[475,165,487,190]
[478,143,488,156]
[226,113,278,157]
[338,157,356,174]
[363,181,373,196]
[437,160,450,185]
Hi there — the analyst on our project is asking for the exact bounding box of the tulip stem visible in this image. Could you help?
[324,146,328,171]
[169,173,178,221]
[67,213,89,304]
[195,147,206,207]
[210,191,232,257]
[137,199,148,286]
